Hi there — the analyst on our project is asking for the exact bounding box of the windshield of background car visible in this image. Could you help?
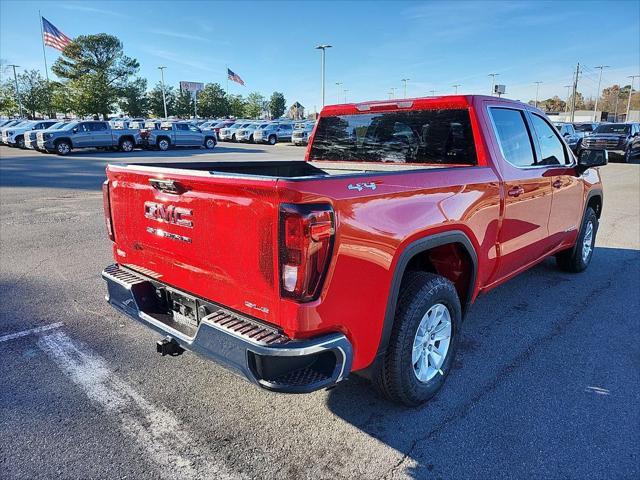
[62,122,79,130]
[594,124,629,134]
[574,124,593,132]
[309,109,477,164]
[48,122,66,130]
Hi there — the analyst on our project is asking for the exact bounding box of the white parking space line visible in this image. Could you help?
[38,331,243,480]
[0,322,64,343]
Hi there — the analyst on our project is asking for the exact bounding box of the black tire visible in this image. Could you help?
[16,135,25,149]
[249,134,254,143]
[157,137,170,151]
[556,207,598,273]
[119,138,134,152]
[204,137,216,149]
[232,134,236,142]
[372,272,461,406]
[55,140,71,156]
[268,135,277,145]
[623,149,631,164]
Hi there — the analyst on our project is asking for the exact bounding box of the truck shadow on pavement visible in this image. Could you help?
[325,247,640,479]
[0,145,269,190]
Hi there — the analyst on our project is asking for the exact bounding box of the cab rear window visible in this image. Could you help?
[309,109,477,165]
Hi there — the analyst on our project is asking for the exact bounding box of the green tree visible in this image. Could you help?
[268,91,286,119]
[147,82,175,117]
[0,80,18,116]
[17,70,50,118]
[118,77,148,117]
[174,88,194,118]
[50,81,74,116]
[227,94,245,118]
[198,83,229,117]
[52,33,139,118]
[244,92,265,119]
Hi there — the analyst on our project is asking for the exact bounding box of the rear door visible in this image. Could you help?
[106,166,282,323]
[487,106,554,280]
[92,121,112,146]
[175,123,190,145]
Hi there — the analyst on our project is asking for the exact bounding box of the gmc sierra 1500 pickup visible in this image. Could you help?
[102,95,606,406]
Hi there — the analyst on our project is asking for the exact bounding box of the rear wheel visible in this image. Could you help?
[157,138,170,151]
[268,135,277,145]
[55,140,71,156]
[204,137,216,149]
[556,207,598,272]
[373,272,461,406]
[119,138,134,152]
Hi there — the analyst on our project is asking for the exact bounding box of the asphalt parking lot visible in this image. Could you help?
[1,144,638,479]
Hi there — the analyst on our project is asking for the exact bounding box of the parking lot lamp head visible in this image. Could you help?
[315,45,332,108]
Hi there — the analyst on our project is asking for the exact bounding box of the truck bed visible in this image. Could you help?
[121,160,446,179]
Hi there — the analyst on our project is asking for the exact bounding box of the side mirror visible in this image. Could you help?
[577,149,608,173]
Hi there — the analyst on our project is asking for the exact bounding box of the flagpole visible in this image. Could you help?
[225,65,229,96]
[39,11,50,82]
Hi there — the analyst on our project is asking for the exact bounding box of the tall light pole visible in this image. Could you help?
[564,85,571,112]
[429,89,436,96]
[389,87,396,99]
[343,89,349,103]
[8,64,23,117]
[335,82,342,103]
[452,84,461,94]
[626,75,640,120]
[534,81,542,108]
[158,66,168,118]
[593,65,610,121]
[315,44,332,108]
[401,78,410,98]
[488,73,499,95]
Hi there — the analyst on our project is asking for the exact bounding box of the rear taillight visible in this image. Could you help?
[279,204,335,302]
[102,180,115,241]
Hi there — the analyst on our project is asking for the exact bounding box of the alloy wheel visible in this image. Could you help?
[412,303,452,383]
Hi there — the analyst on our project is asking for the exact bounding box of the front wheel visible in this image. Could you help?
[372,272,461,406]
[16,136,25,149]
[119,139,134,152]
[204,137,216,149]
[268,135,277,145]
[56,140,71,156]
[556,207,598,272]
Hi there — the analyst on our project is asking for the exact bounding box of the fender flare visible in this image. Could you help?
[585,188,603,218]
[375,230,478,360]
[54,137,73,148]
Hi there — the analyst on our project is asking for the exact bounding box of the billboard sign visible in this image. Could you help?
[180,81,204,94]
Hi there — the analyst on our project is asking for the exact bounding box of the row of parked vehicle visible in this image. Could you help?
[0,117,317,156]
[552,121,640,163]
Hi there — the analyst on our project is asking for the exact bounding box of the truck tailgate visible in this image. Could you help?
[106,165,280,324]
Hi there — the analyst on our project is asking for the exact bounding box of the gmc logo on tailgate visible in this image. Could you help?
[144,202,193,228]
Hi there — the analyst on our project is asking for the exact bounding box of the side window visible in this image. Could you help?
[530,114,567,166]
[78,123,90,133]
[177,124,189,131]
[95,122,108,131]
[489,108,536,167]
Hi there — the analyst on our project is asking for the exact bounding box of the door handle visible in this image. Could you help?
[553,179,563,189]
[507,185,525,197]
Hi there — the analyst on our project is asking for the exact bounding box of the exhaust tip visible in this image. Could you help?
[156,336,185,356]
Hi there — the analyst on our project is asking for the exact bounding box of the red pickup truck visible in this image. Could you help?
[102,95,606,406]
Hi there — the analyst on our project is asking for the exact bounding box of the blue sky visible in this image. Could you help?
[1,0,639,112]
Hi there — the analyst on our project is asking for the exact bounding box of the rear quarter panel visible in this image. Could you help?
[276,165,501,370]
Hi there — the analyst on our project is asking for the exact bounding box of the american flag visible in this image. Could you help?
[227,68,245,86]
[42,17,72,51]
